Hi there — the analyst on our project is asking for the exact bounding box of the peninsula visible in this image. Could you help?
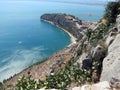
[41,13,96,40]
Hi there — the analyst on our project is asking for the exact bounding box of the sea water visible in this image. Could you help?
[0,1,104,81]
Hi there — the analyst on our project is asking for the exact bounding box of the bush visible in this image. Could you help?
[90,24,109,46]
[104,1,120,25]
[16,57,99,89]
[0,82,3,90]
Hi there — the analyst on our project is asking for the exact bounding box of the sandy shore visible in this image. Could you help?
[41,19,77,47]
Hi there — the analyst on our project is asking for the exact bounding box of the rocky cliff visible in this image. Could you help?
[41,13,96,40]
[100,15,120,89]
[40,14,120,90]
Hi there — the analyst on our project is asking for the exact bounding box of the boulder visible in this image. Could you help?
[92,45,106,62]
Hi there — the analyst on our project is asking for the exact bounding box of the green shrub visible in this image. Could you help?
[104,1,120,25]
[0,82,4,90]
[16,62,99,89]
[90,24,109,46]
[16,75,38,90]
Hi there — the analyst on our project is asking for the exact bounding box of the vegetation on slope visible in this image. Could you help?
[103,1,120,25]
[14,23,113,90]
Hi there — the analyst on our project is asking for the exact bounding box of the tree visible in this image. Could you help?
[104,1,120,25]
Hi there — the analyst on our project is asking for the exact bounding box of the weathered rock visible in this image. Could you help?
[116,15,120,32]
[109,27,118,33]
[110,77,120,89]
[105,27,118,46]
[100,34,120,83]
[92,45,106,62]
[105,32,116,46]
[90,81,111,90]
[100,15,120,89]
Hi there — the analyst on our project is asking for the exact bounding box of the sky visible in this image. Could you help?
[2,0,116,1]
[1,0,116,5]
[38,0,116,5]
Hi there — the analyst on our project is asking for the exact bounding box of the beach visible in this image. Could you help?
[41,19,77,47]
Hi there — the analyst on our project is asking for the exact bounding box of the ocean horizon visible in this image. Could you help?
[0,1,104,82]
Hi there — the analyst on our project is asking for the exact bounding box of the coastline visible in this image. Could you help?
[3,19,78,86]
[3,14,97,88]
[41,19,77,47]
[3,37,76,87]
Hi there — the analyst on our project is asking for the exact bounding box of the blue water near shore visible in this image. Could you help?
[0,1,104,81]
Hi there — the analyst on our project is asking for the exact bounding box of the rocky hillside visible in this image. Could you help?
[41,13,96,40]
[70,14,120,90]
[100,15,120,88]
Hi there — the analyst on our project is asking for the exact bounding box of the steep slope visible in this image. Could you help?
[100,15,120,88]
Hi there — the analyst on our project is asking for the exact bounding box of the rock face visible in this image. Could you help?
[100,34,120,82]
[105,27,118,46]
[69,81,111,90]
[41,13,95,39]
[116,15,120,32]
[100,15,120,89]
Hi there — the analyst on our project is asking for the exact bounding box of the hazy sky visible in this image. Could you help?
[2,0,116,4]
[38,0,116,4]
[2,0,116,1]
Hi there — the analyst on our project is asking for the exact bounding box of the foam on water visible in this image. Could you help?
[0,46,46,81]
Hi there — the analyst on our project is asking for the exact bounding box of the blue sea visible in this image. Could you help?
[0,1,105,81]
